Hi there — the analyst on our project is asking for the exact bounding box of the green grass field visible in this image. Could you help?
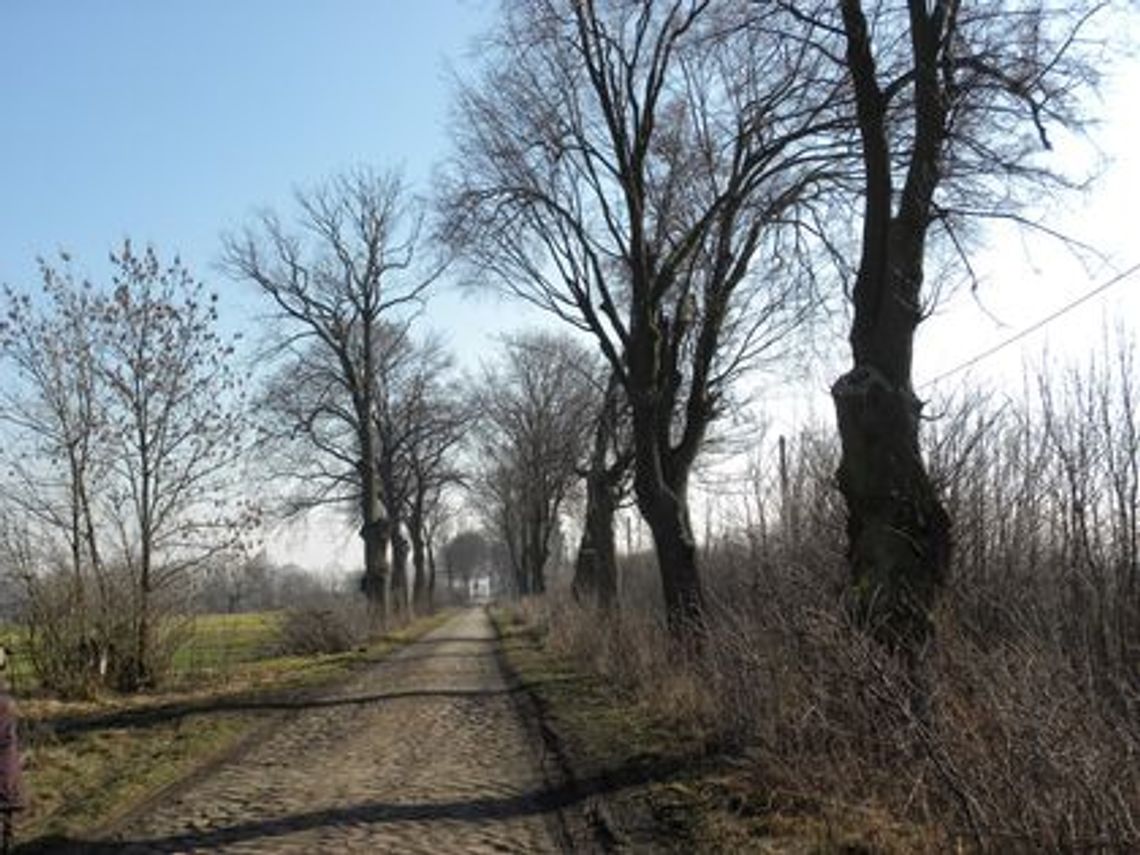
[169,610,286,674]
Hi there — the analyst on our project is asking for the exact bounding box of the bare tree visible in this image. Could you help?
[399,371,467,613]
[371,331,464,614]
[2,243,248,691]
[372,325,419,614]
[96,242,248,688]
[472,332,597,597]
[1,259,108,613]
[824,0,1105,650]
[1037,329,1139,670]
[0,258,113,693]
[224,169,442,622]
[440,0,839,636]
[442,529,489,598]
[924,327,1139,683]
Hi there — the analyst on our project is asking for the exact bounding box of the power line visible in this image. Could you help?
[920,261,1140,389]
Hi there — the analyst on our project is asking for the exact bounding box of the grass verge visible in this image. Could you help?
[489,602,711,852]
[13,607,454,847]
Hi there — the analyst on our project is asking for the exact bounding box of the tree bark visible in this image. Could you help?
[627,308,707,639]
[573,374,625,610]
[357,412,390,620]
[133,431,154,690]
[410,528,428,615]
[391,524,410,614]
[359,515,389,622]
[833,356,950,650]
[573,469,619,610]
[832,223,952,650]
[408,485,428,611]
[639,489,704,638]
[528,505,550,595]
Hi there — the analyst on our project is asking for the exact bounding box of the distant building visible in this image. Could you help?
[469,576,491,601]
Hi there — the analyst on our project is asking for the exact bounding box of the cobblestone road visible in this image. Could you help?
[104,608,564,853]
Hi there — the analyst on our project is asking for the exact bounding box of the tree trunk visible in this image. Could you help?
[67,447,85,607]
[831,224,950,652]
[130,544,153,691]
[132,448,154,691]
[628,359,705,636]
[357,438,390,620]
[834,2,952,655]
[410,525,427,612]
[625,299,708,640]
[391,524,410,614]
[410,490,428,612]
[640,493,704,638]
[833,364,950,650]
[573,470,618,609]
[530,519,547,595]
[574,372,624,610]
[633,473,706,636]
[507,519,527,597]
[516,534,531,596]
[359,516,390,622]
[426,539,436,607]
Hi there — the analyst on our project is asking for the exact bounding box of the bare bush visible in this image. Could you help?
[277,603,369,656]
[530,358,1140,850]
[18,563,189,696]
[536,557,1138,850]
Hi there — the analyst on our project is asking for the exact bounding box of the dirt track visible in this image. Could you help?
[97,608,568,853]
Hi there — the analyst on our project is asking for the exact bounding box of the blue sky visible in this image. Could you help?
[0,0,542,366]
[2,2,1135,380]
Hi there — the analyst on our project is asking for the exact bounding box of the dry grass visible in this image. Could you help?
[508,560,1139,853]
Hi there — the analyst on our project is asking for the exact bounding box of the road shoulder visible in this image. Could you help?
[489,604,715,853]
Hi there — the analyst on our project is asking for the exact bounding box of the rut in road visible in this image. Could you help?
[101,608,569,854]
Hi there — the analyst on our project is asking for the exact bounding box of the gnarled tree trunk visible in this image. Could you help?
[359,515,390,623]
[391,524,410,615]
[833,351,950,650]
[573,470,618,610]
[572,376,626,610]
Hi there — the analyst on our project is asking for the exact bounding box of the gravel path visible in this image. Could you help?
[101,608,566,853]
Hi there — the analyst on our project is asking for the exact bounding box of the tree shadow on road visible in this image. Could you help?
[18,749,700,853]
[33,686,522,737]
[387,635,498,646]
[31,671,588,740]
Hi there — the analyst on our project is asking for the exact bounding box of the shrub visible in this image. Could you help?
[533,550,1140,851]
[278,604,365,655]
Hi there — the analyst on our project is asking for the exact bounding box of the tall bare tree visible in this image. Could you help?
[441,0,840,635]
[372,331,463,614]
[97,243,248,688]
[2,244,247,691]
[398,364,467,613]
[824,0,1105,650]
[224,170,441,621]
[1,257,113,693]
[1,259,108,608]
[473,332,597,597]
